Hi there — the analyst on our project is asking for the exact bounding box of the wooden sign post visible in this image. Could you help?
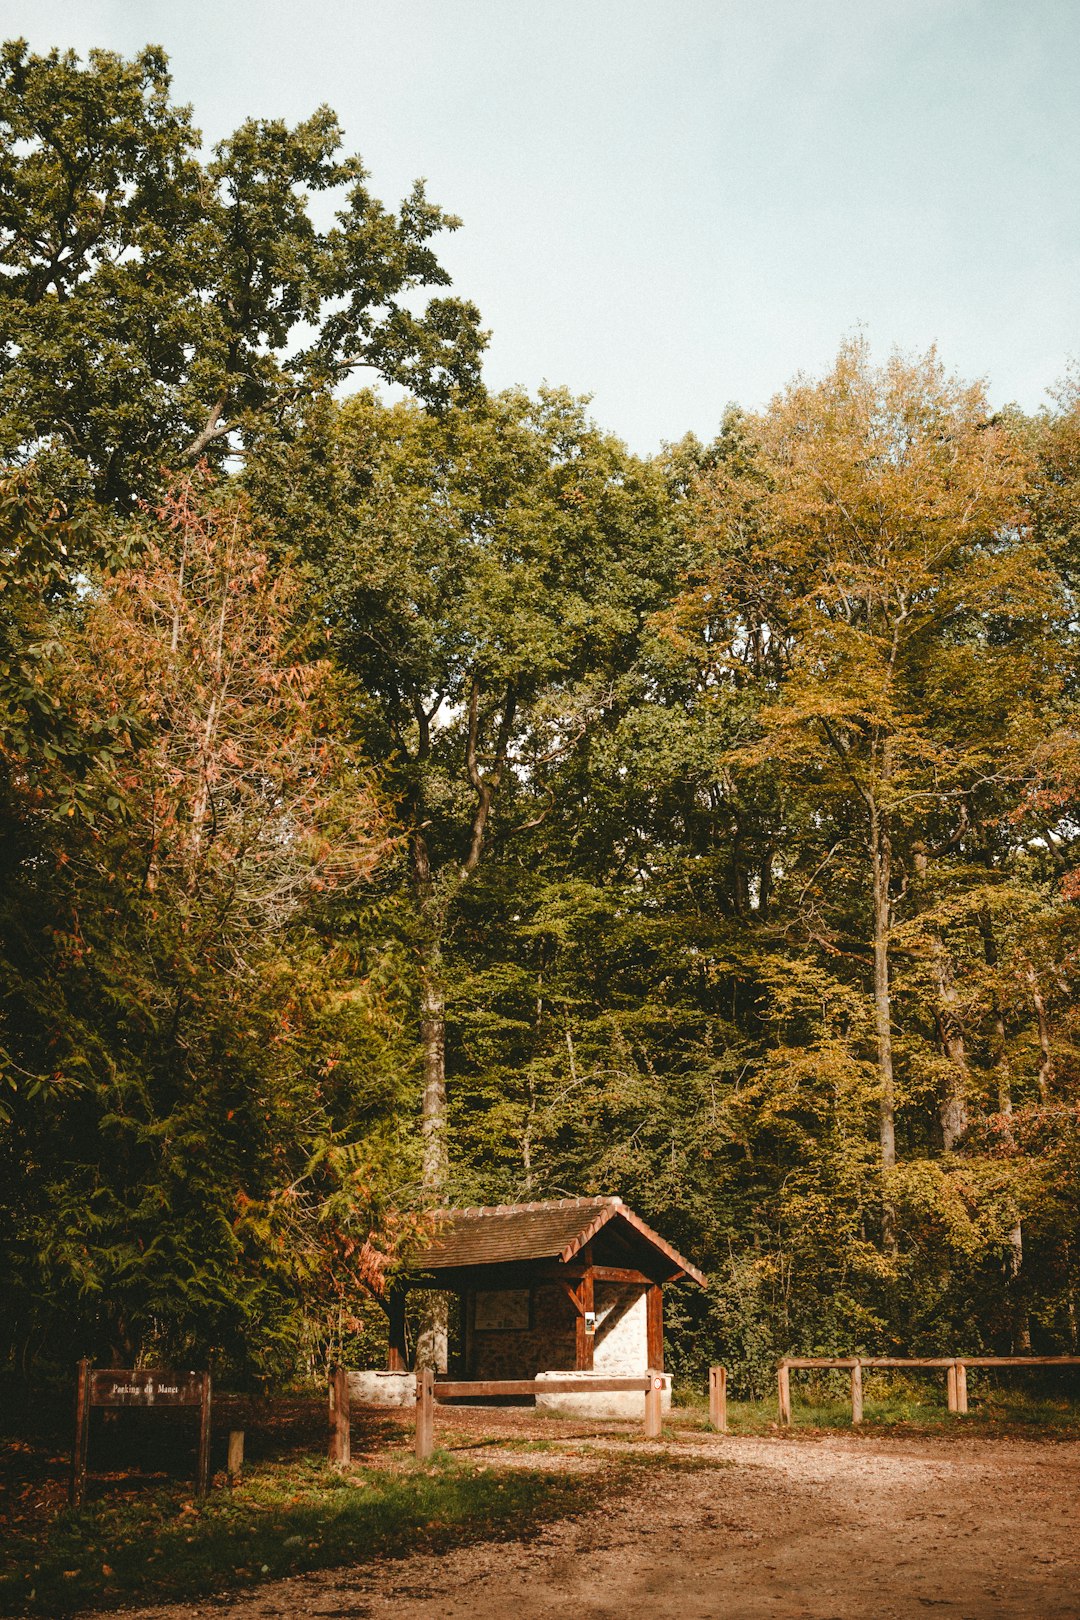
[70,1361,211,1507]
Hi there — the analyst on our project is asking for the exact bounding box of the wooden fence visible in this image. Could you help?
[777,1355,1080,1425]
[414,1370,667,1458]
[330,1366,732,1463]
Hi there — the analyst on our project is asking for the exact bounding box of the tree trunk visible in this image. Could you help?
[980,909,1029,1351]
[868,790,898,1253]
[413,830,448,1372]
[934,940,969,1151]
[1025,965,1054,1102]
[419,951,447,1196]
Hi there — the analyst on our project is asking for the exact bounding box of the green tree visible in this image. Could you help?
[0,40,484,507]
[0,474,405,1378]
[258,387,677,1187]
[676,345,1046,1247]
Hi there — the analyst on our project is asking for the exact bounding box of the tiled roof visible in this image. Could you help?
[413,1196,706,1285]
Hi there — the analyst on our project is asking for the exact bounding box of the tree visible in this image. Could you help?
[0,473,404,1377]
[250,385,681,1361]
[0,40,484,507]
[676,348,1075,1308]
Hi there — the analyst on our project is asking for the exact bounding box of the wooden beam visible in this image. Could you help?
[646,1284,663,1371]
[575,1269,595,1371]
[461,1290,473,1378]
[560,1279,586,1316]
[589,1265,654,1285]
[434,1376,653,1398]
[388,1287,407,1372]
[644,1370,663,1439]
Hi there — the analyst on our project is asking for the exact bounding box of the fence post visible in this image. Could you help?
[644,1369,663,1439]
[709,1365,727,1433]
[70,1358,91,1508]
[955,1361,968,1415]
[196,1373,212,1494]
[227,1429,244,1484]
[415,1367,435,1460]
[850,1359,863,1425]
[328,1366,350,1467]
[947,1362,958,1413]
[778,1362,792,1426]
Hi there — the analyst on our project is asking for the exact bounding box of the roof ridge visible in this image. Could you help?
[434,1195,619,1218]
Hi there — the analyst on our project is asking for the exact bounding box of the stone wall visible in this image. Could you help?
[466,1279,652,1379]
[593,1283,649,1374]
[469,1282,577,1379]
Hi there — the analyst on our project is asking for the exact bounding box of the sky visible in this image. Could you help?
[1,0,1077,454]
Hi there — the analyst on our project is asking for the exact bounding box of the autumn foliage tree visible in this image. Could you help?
[0,474,405,1377]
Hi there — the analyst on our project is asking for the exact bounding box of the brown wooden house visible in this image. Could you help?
[386,1196,706,1378]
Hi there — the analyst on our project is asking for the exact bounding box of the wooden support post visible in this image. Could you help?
[227,1429,244,1483]
[70,1357,91,1508]
[196,1373,212,1496]
[947,1362,958,1413]
[955,1361,968,1415]
[575,1269,595,1371]
[415,1367,435,1461]
[646,1284,664,1372]
[850,1359,863,1425]
[644,1369,663,1439]
[708,1365,727,1433]
[388,1287,407,1372]
[778,1362,792,1426]
[328,1367,350,1467]
[462,1289,473,1378]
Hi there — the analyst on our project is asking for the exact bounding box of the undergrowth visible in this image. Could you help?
[0,1451,590,1618]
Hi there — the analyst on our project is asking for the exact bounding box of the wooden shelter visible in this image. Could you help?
[386,1196,706,1378]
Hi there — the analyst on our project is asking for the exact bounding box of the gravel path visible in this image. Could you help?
[91,1429,1080,1620]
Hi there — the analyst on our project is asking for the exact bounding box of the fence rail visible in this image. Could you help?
[777,1355,1080,1425]
[415,1369,666,1458]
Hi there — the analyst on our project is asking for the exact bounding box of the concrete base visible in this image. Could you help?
[347,1369,416,1408]
[534,1369,672,1420]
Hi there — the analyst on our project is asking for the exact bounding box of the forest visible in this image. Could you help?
[2,40,1079,1399]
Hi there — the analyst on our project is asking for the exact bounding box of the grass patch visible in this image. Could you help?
[0,1451,592,1618]
[670,1390,1080,1438]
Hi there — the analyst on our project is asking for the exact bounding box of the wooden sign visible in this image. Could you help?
[90,1369,205,1407]
[71,1360,211,1506]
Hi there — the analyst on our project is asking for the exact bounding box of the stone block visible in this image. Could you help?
[347,1369,416,1408]
[534,1369,671,1420]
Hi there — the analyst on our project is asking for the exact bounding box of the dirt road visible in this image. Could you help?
[101,1429,1080,1620]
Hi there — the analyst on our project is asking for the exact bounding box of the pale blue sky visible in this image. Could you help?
[2,0,1077,451]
